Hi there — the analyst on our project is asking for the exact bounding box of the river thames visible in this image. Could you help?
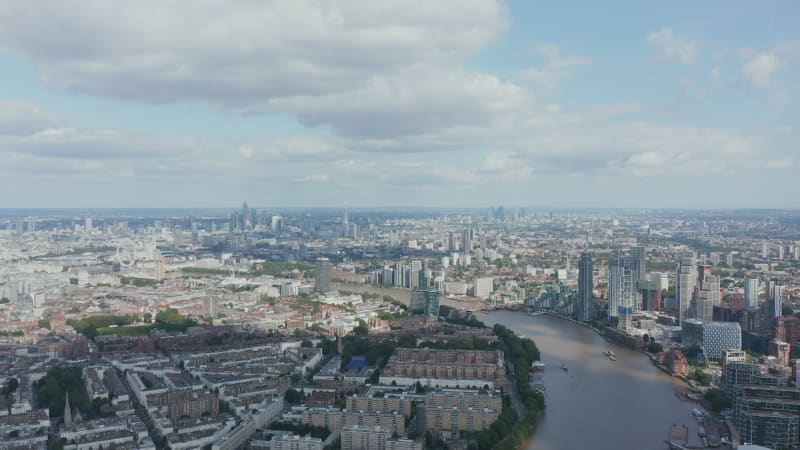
[482,310,703,450]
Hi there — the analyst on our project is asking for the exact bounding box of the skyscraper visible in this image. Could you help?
[744,278,759,309]
[609,254,636,330]
[696,275,721,322]
[314,258,331,293]
[241,202,250,230]
[631,246,646,283]
[154,259,165,282]
[463,228,472,253]
[410,289,440,316]
[174,225,183,248]
[577,251,593,322]
[774,284,784,318]
[631,246,646,310]
[676,255,697,324]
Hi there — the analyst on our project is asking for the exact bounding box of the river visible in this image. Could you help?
[482,310,703,450]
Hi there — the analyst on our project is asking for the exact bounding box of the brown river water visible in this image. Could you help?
[482,310,703,450]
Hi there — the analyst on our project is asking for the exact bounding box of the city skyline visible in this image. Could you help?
[0,1,798,208]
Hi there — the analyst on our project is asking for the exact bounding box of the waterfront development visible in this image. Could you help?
[1,205,799,449]
[483,310,704,450]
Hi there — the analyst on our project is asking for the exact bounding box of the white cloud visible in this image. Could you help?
[0,101,60,135]
[0,0,507,110]
[517,42,593,92]
[741,52,781,89]
[765,157,793,169]
[239,138,351,162]
[646,28,699,65]
[271,67,530,139]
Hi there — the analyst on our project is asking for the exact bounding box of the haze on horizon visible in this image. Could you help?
[0,1,798,209]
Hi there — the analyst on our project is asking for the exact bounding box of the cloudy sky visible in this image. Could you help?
[0,0,798,209]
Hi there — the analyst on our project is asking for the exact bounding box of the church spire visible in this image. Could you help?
[63,392,72,425]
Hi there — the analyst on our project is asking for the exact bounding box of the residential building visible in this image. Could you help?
[315,258,331,293]
[409,290,440,317]
[677,255,697,324]
[577,251,593,322]
[381,348,506,388]
[745,278,760,309]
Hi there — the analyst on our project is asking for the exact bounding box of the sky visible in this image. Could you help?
[0,0,798,209]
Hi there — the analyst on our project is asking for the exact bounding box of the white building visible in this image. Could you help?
[473,278,494,298]
[269,434,323,450]
[702,322,742,361]
[774,285,785,318]
[744,278,759,309]
[342,425,391,450]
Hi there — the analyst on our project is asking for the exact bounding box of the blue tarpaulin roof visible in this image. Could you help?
[348,356,367,370]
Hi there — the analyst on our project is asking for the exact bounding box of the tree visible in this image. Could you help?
[353,320,369,337]
[692,368,712,386]
[285,388,302,404]
[397,335,417,348]
[647,342,663,353]
[704,389,731,412]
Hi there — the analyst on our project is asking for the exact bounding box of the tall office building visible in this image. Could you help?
[410,260,422,289]
[463,228,472,253]
[676,255,697,324]
[577,251,593,322]
[774,284,785,318]
[447,232,456,252]
[631,246,646,283]
[174,225,183,248]
[314,258,332,293]
[241,202,250,230]
[473,277,494,298]
[409,290,440,316]
[230,212,240,231]
[154,259,165,282]
[85,217,93,231]
[609,255,636,330]
[744,278,759,309]
[696,275,721,322]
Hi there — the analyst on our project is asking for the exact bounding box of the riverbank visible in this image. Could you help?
[483,311,704,449]
[528,311,701,391]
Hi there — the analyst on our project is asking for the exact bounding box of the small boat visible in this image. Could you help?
[609,354,616,361]
[562,363,568,371]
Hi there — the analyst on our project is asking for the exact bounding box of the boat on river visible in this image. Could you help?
[562,362,568,371]
[603,350,617,361]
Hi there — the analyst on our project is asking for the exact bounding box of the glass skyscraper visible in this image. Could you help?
[577,251,593,322]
